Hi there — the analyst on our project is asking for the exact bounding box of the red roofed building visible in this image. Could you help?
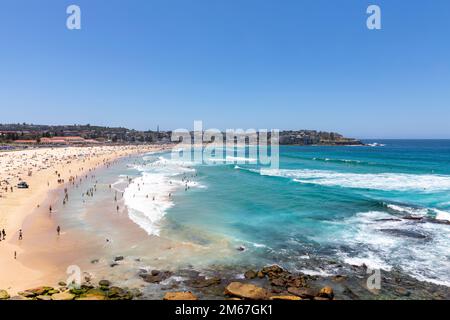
[40,136,86,144]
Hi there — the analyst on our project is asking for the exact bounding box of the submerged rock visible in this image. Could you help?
[395,287,411,297]
[99,280,111,287]
[332,275,347,282]
[224,282,269,300]
[140,270,173,283]
[163,291,198,300]
[185,276,221,288]
[379,228,429,240]
[402,216,423,221]
[244,270,257,279]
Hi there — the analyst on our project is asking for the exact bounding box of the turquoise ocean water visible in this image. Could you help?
[121,140,450,286]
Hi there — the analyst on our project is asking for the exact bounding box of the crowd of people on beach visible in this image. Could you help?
[0,146,165,264]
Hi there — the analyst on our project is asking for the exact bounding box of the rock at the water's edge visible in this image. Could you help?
[163,291,198,300]
[0,290,10,300]
[224,282,269,300]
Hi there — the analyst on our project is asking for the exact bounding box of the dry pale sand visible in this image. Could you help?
[0,145,166,294]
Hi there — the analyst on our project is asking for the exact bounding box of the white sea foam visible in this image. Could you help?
[386,203,450,221]
[331,211,450,286]
[123,156,200,236]
[300,269,333,277]
[434,209,450,222]
[257,168,450,192]
[111,176,128,192]
[252,242,267,248]
[386,204,428,217]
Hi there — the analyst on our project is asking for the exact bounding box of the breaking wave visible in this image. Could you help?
[123,156,201,236]
[255,168,450,192]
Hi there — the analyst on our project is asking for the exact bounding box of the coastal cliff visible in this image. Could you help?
[278,130,363,146]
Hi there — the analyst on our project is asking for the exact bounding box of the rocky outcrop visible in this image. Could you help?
[259,265,310,289]
[317,286,334,299]
[224,282,269,300]
[51,292,76,301]
[0,290,10,300]
[25,286,54,296]
[278,130,363,146]
[7,281,140,301]
[163,291,198,300]
[98,280,111,287]
[139,270,173,284]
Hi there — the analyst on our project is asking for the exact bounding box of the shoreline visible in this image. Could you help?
[1,144,449,300]
[0,145,169,294]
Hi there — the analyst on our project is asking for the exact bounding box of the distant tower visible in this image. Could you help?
[157,125,159,133]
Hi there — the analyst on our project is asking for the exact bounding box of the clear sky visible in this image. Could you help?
[0,0,449,138]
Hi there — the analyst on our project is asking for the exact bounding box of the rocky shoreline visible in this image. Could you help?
[137,263,450,300]
[2,261,448,300]
[0,280,141,300]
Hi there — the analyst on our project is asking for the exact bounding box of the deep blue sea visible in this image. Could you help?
[122,140,450,286]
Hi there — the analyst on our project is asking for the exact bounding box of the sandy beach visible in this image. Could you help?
[0,145,167,294]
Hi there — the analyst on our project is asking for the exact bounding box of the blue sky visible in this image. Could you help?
[0,0,449,138]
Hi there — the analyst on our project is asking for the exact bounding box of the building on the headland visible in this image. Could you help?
[40,136,97,145]
[51,136,85,143]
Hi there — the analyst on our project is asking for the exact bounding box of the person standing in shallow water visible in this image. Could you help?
[57,226,61,236]
[18,229,23,240]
